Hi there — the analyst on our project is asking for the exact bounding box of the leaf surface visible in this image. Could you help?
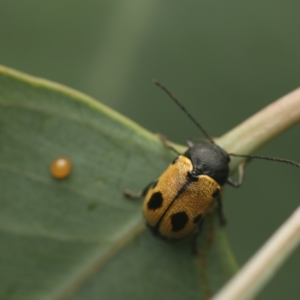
[0,66,236,300]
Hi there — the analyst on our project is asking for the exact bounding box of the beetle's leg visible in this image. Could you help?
[227,160,248,188]
[191,219,204,255]
[216,194,227,226]
[157,133,180,155]
[186,139,194,148]
[186,137,207,147]
[123,181,155,199]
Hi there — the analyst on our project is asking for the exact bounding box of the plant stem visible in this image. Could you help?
[212,206,300,300]
[217,88,300,170]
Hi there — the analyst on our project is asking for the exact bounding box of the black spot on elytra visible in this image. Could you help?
[147,192,163,210]
[171,211,189,231]
[212,188,220,198]
[193,214,202,224]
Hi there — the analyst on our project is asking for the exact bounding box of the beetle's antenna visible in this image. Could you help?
[154,80,215,144]
[229,153,300,168]
[154,80,300,169]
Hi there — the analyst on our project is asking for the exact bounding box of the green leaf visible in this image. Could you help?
[0,66,238,300]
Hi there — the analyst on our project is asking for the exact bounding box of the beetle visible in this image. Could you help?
[124,81,300,243]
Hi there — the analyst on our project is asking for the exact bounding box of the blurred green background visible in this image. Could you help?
[0,1,299,299]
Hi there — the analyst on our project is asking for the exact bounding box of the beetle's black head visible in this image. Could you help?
[183,143,230,186]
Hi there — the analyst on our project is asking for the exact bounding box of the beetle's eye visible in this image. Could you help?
[172,156,179,164]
